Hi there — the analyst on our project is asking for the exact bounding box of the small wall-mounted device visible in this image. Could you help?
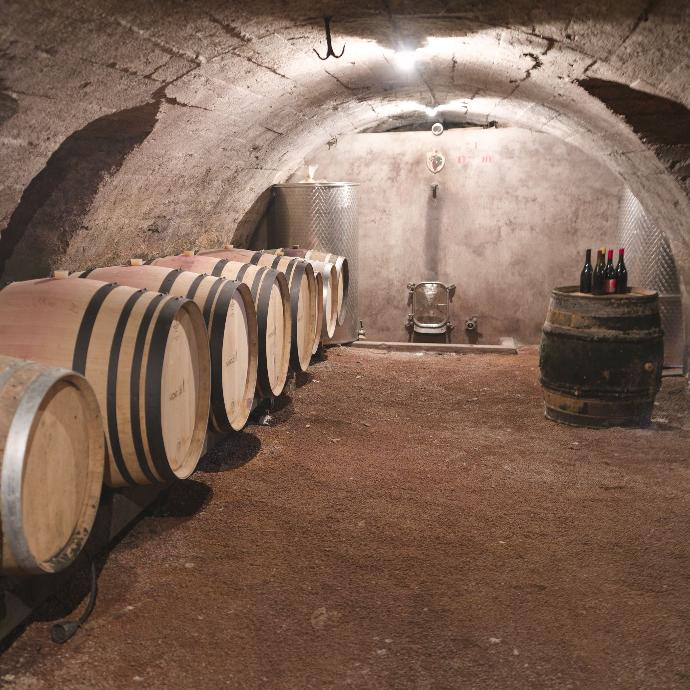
[406,282,455,343]
[465,316,478,331]
[431,122,444,136]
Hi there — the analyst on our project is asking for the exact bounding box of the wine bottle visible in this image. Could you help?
[616,248,628,293]
[579,249,593,293]
[604,249,617,294]
[592,249,605,294]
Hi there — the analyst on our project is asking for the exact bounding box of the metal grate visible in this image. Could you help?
[270,183,359,344]
[617,187,684,366]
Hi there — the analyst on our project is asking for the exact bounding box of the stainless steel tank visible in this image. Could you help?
[270,182,359,344]
[617,187,684,367]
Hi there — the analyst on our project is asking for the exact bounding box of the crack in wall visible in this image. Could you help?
[79,56,161,83]
[583,59,599,75]
[114,16,205,65]
[542,39,556,56]
[324,69,359,93]
[236,53,294,81]
[511,52,544,83]
[143,54,175,80]
[487,82,521,122]
[160,94,212,112]
[616,0,658,52]
[203,11,253,43]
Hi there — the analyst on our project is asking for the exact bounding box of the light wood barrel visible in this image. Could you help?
[151,255,290,399]
[245,250,337,341]
[0,355,104,575]
[313,272,324,354]
[198,248,318,370]
[73,265,258,433]
[312,261,338,339]
[0,278,210,487]
[282,247,349,325]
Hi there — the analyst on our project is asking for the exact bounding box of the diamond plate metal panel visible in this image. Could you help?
[617,187,684,366]
[270,183,359,344]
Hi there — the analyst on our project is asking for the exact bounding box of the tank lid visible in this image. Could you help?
[272,182,360,188]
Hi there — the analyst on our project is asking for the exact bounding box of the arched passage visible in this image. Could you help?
[1,1,689,350]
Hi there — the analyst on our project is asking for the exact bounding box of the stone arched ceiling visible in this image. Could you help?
[1,0,689,313]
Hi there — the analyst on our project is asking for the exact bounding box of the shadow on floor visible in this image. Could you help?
[249,394,295,426]
[12,484,147,629]
[196,431,262,473]
[295,371,313,388]
[152,479,214,517]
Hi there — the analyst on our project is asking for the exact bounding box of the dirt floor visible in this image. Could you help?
[1,347,689,689]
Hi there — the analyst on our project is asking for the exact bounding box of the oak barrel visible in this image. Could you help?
[0,277,211,487]
[312,272,324,354]
[72,264,258,433]
[539,286,664,428]
[313,260,338,339]
[198,248,319,369]
[0,355,104,574]
[151,255,290,398]
[259,250,337,340]
[282,247,349,325]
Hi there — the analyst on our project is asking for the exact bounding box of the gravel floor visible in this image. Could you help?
[1,347,689,689]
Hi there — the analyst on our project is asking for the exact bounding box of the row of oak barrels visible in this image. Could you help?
[0,247,348,575]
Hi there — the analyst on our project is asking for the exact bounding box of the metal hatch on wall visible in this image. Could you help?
[406,281,455,342]
[617,188,684,368]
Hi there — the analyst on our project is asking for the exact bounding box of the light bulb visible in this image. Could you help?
[393,50,417,71]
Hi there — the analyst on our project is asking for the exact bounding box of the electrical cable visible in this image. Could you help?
[50,559,98,644]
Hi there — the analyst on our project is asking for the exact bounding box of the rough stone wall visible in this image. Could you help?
[0,0,689,349]
[292,128,622,344]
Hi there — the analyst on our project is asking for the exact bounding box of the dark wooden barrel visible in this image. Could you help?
[539,286,664,428]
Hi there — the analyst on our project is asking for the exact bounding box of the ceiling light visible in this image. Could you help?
[393,50,417,71]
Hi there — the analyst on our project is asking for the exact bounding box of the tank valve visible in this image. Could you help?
[465,316,478,332]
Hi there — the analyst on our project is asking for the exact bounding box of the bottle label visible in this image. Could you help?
[605,279,617,294]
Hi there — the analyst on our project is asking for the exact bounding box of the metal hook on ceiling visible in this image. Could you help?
[313,16,345,60]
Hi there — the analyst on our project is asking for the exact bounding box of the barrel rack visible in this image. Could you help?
[0,433,225,645]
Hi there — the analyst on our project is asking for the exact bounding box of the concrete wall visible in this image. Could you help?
[296,127,623,344]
